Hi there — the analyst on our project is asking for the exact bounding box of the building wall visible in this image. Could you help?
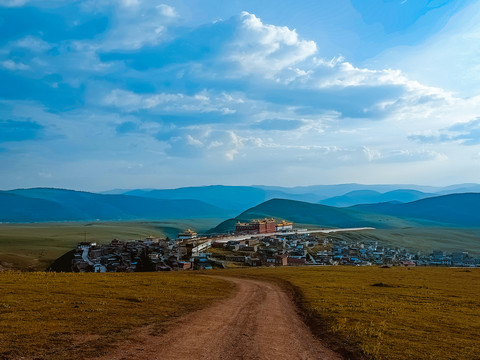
[258,221,276,233]
[235,223,260,233]
[235,218,276,234]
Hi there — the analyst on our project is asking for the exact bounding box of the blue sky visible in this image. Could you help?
[1,0,480,190]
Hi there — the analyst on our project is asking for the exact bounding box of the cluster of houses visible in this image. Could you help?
[199,233,480,268]
[70,218,480,272]
[311,240,480,267]
[72,230,219,272]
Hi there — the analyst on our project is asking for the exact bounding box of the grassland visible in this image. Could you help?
[0,219,220,270]
[0,271,233,359]
[1,267,479,360]
[326,227,480,256]
[215,266,480,360]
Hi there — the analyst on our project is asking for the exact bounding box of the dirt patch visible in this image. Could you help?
[71,334,101,346]
[253,275,366,360]
[371,282,394,287]
[90,276,342,360]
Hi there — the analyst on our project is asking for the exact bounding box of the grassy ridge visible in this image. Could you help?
[0,272,234,360]
[0,219,218,270]
[215,266,480,360]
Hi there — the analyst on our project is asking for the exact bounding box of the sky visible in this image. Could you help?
[1,0,480,191]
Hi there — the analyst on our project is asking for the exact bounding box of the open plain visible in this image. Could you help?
[1,267,479,360]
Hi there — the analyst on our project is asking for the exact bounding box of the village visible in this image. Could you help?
[71,218,480,272]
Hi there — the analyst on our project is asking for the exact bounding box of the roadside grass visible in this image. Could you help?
[0,219,219,271]
[0,271,234,359]
[214,266,480,360]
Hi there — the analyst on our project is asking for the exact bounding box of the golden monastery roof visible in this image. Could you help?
[236,218,276,226]
[250,218,276,224]
[179,228,197,236]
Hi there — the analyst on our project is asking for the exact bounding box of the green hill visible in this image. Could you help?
[351,193,480,227]
[208,198,421,233]
[209,193,480,233]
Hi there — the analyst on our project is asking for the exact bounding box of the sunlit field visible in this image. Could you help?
[0,272,233,359]
[216,266,480,360]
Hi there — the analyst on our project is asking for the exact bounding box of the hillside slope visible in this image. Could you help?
[319,189,434,207]
[351,193,480,227]
[210,193,480,233]
[208,198,421,233]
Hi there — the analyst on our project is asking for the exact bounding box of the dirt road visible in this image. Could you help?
[94,276,342,360]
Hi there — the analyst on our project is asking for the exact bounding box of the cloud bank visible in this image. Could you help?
[0,1,479,189]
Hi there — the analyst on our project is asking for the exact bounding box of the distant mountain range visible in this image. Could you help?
[109,185,323,212]
[0,188,232,223]
[101,183,480,210]
[318,189,435,207]
[1,184,479,225]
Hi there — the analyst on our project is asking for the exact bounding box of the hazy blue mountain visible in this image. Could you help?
[254,184,441,198]
[110,183,450,210]
[319,189,435,207]
[1,188,233,222]
[120,185,329,210]
[437,183,480,195]
[123,185,270,211]
[100,188,146,195]
[351,193,480,227]
[379,189,435,203]
[207,198,421,234]
[319,190,382,207]
[0,192,68,222]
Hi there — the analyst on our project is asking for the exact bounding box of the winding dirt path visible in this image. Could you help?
[93,276,341,360]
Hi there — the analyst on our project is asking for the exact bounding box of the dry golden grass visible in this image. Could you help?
[216,266,480,360]
[0,271,233,359]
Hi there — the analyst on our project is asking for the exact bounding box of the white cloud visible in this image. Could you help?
[97,2,180,50]
[165,129,254,161]
[227,12,317,77]
[157,4,177,18]
[14,36,52,52]
[102,89,244,115]
[103,89,183,110]
[1,60,29,71]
